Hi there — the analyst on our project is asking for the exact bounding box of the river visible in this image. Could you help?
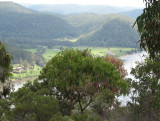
[118,51,147,105]
[121,51,147,78]
[12,51,147,104]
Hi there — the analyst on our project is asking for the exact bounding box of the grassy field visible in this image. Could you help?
[73,47,134,57]
[26,47,136,61]
[43,49,60,61]
[27,47,135,61]
[25,48,60,61]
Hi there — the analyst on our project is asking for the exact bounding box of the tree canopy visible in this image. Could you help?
[129,1,160,120]
[0,41,12,99]
[38,49,129,115]
[135,0,160,58]
[0,42,12,83]
[129,57,160,121]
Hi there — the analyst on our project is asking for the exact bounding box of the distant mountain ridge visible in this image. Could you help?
[0,1,35,13]
[120,9,143,19]
[23,4,140,15]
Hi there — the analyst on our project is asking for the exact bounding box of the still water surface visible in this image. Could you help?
[119,51,147,105]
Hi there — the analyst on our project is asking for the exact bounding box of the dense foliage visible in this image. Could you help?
[0,42,12,99]
[0,49,130,120]
[129,1,160,121]
[104,56,127,79]
[129,57,160,121]
[5,44,45,66]
[134,0,160,58]
[38,49,129,115]
[0,81,69,120]
[0,42,12,83]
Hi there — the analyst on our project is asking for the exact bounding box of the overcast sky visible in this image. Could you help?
[0,0,145,7]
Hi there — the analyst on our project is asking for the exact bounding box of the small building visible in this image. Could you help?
[16,66,22,71]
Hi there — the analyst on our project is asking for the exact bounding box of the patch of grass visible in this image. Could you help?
[73,47,135,57]
[25,49,37,53]
[26,47,135,61]
[43,49,60,61]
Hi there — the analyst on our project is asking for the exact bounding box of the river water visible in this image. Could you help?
[120,51,147,78]
[118,51,147,105]
[12,52,147,104]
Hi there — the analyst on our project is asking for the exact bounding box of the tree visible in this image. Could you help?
[104,56,128,79]
[0,41,12,83]
[129,57,160,121]
[0,41,12,98]
[0,99,11,120]
[6,83,62,121]
[38,49,129,115]
[129,1,160,120]
[134,0,160,58]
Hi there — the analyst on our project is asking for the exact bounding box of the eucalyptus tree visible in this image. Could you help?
[129,1,160,120]
[129,57,160,121]
[39,49,129,115]
[134,0,160,58]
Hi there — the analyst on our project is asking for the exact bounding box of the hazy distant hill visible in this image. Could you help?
[120,9,143,19]
[0,2,35,13]
[24,4,137,15]
[76,18,139,48]
[0,2,77,47]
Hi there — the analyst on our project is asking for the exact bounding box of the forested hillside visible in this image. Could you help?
[4,43,45,66]
[76,19,139,48]
[0,2,77,47]
[0,2,139,49]
[65,13,139,48]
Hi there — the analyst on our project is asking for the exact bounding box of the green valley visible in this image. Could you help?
[0,2,140,81]
[2,0,159,121]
